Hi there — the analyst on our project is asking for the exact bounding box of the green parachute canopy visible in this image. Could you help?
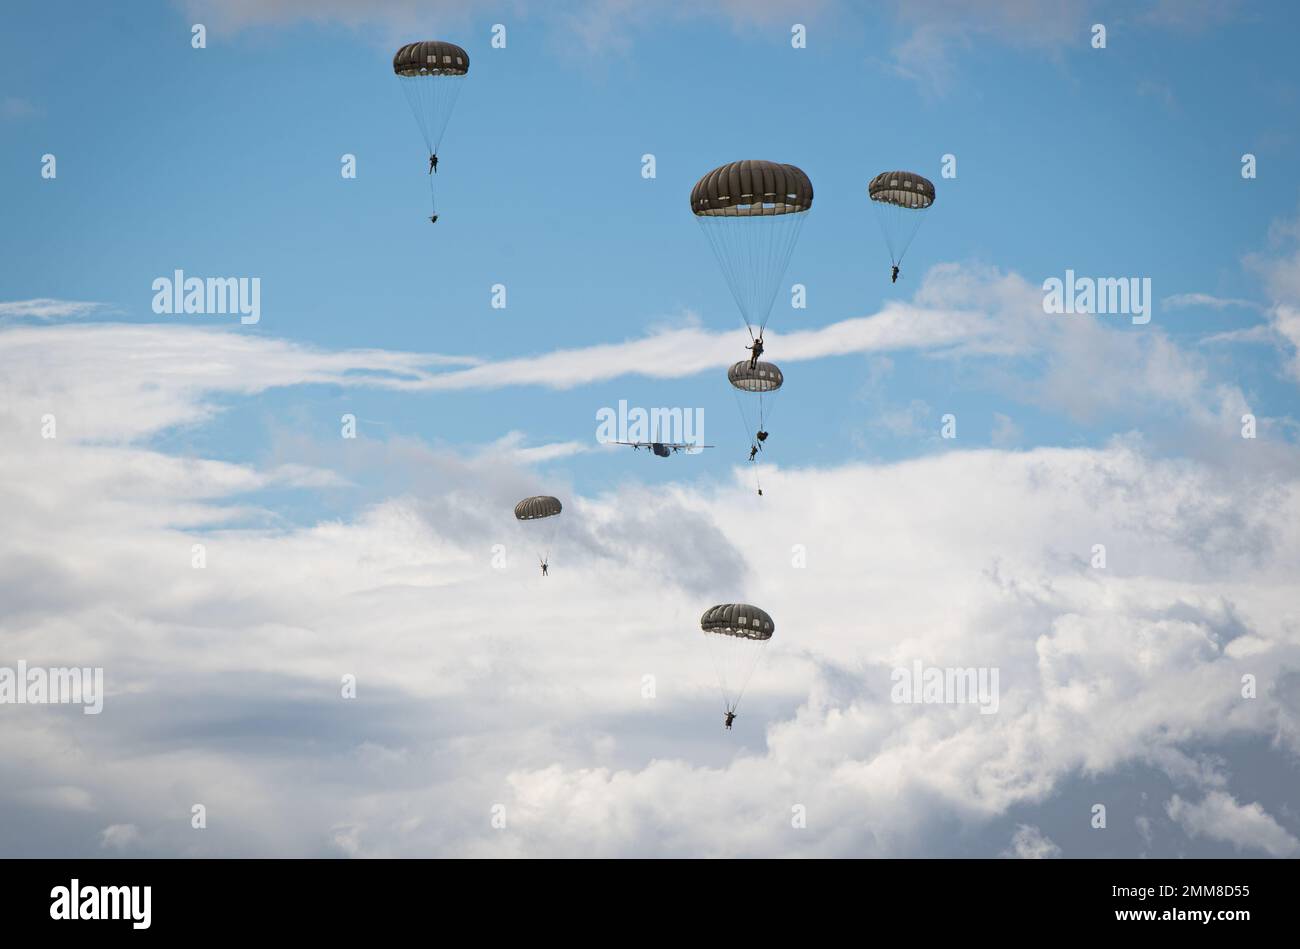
[699,603,774,714]
[868,169,936,267]
[394,40,469,214]
[514,496,562,520]
[692,160,813,338]
[727,359,782,488]
[727,360,784,394]
[700,603,775,641]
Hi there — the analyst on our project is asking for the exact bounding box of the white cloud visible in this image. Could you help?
[1163,292,1261,311]
[1165,791,1300,857]
[4,262,1262,453]
[878,0,1086,95]
[1001,824,1062,858]
[490,430,592,464]
[1244,212,1300,384]
[990,412,1022,446]
[0,323,478,443]
[877,0,1251,95]
[2,244,1299,856]
[99,823,142,851]
[3,406,1298,855]
[0,268,1010,445]
[0,298,110,320]
[1200,326,1276,345]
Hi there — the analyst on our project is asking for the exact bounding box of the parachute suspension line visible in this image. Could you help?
[730,384,764,495]
[894,207,928,267]
[872,200,928,268]
[727,637,768,713]
[399,73,465,154]
[731,384,755,443]
[514,496,562,576]
[702,631,735,713]
[750,211,806,334]
[754,389,779,495]
[702,632,767,714]
[698,603,776,719]
[758,389,779,434]
[538,519,558,570]
[873,200,899,266]
[399,73,465,215]
[698,211,808,339]
[703,634,766,714]
[753,215,788,330]
[699,220,754,341]
[731,385,779,442]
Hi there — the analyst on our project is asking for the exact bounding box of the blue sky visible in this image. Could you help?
[4,0,1297,497]
[3,1,1300,858]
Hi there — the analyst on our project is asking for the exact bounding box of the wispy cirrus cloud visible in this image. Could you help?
[1,96,38,119]
[1201,325,1276,345]
[877,0,1252,95]
[0,322,480,443]
[0,298,112,320]
[491,430,592,464]
[1,262,1277,450]
[877,0,1087,95]
[1164,292,1262,311]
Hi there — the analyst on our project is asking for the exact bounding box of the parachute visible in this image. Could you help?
[868,170,935,269]
[515,495,562,569]
[513,496,562,520]
[728,360,783,492]
[692,160,813,340]
[393,41,470,216]
[700,603,775,715]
